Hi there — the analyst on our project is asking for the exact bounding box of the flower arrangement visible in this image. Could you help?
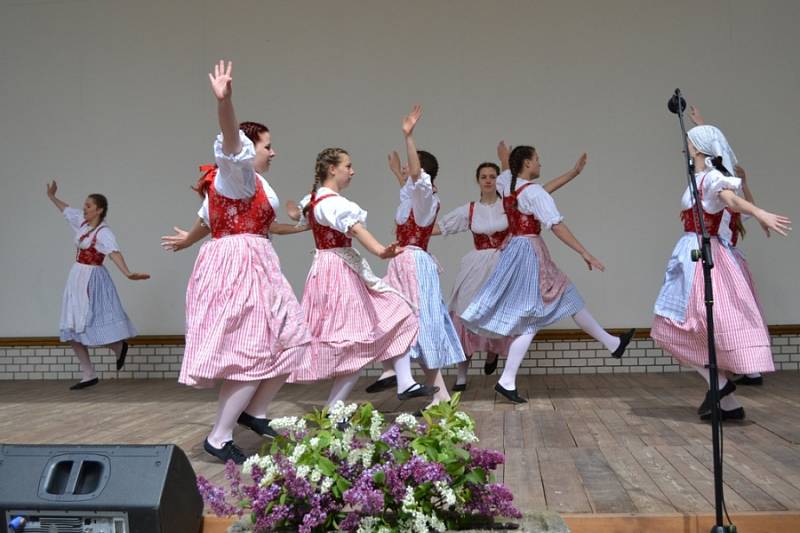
[198,395,521,532]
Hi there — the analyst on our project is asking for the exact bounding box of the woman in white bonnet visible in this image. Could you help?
[651,122,792,421]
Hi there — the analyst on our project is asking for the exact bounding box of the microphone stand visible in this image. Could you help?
[670,88,732,533]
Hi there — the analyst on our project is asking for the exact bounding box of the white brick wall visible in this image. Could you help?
[1,335,798,380]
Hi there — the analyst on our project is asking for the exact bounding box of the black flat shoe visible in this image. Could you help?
[237,412,277,438]
[69,377,98,390]
[116,341,129,371]
[611,328,636,358]
[698,380,737,415]
[494,383,527,404]
[484,355,499,375]
[366,375,397,393]
[734,375,763,386]
[700,406,746,422]
[203,439,246,464]
[452,382,467,392]
[397,383,438,401]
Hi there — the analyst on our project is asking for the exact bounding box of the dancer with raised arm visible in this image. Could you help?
[47,181,148,389]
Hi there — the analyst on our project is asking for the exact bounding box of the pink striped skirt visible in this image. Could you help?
[180,235,311,388]
[651,239,773,375]
[290,249,418,382]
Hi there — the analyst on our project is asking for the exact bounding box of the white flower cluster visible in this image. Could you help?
[320,476,334,493]
[395,413,418,430]
[401,511,446,533]
[402,486,416,512]
[434,480,457,507]
[454,411,474,429]
[296,464,311,479]
[241,454,280,487]
[327,401,358,423]
[356,516,392,533]
[369,411,384,441]
[269,416,307,434]
[346,443,375,468]
[454,427,479,444]
[290,443,307,464]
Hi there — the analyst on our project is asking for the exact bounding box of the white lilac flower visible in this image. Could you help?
[241,455,259,476]
[328,401,358,423]
[269,416,306,434]
[296,465,310,479]
[310,468,322,483]
[434,480,457,507]
[402,486,416,512]
[396,413,418,430]
[454,428,479,444]
[369,411,383,441]
[347,448,362,467]
[320,476,334,493]
[290,443,307,464]
[427,513,447,532]
[361,443,375,468]
[309,437,320,448]
[411,511,428,532]
[454,411,474,428]
[356,516,379,533]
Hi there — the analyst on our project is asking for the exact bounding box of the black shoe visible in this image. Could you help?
[611,328,636,358]
[116,341,129,371]
[366,375,398,393]
[494,383,527,404]
[69,377,98,390]
[452,382,467,392]
[203,439,246,464]
[697,380,737,415]
[237,412,278,438]
[484,354,499,375]
[734,375,763,386]
[397,383,438,401]
[700,406,746,422]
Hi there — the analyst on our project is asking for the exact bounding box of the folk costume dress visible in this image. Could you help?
[383,173,466,370]
[290,187,418,382]
[179,131,311,388]
[438,199,513,357]
[59,209,137,346]
[651,169,773,375]
[460,172,585,338]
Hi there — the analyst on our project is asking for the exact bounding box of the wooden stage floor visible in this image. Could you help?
[3,372,800,518]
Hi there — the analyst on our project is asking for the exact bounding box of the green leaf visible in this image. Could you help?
[373,470,386,485]
[465,469,487,484]
[317,456,337,477]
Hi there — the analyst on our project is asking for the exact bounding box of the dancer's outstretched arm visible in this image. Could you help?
[543,153,587,194]
[161,219,210,251]
[349,223,403,259]
[270,222,309,235]
[108,252,150,280]
[209,60,241,156]
[46,180,68,212]
[497,141,511,171]
[387,151,406,187]
[718,190,792,237]
[402,104,423,182]
[550,222,605,272]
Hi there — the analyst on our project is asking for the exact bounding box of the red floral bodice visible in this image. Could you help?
[503,183,541,236]
[206,168,275,238]
[469,201,509,250]
[76,225,107,266]
[680,173,722,236]
[308,193,353,249]
[395,205,439,251]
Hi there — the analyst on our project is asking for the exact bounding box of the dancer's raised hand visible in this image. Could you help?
[581,251,605,272]
[209,60,233,101]
[402,104,422,137]
[46,180,58,198]
[497,141,511,170]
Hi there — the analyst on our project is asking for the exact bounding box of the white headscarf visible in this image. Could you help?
[687,125,737,176]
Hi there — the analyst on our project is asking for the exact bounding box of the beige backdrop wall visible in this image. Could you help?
[1,0,797,337]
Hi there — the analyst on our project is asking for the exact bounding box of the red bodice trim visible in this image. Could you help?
[469,201,509,250]
[503,182,541,236]
[309,193,353,249]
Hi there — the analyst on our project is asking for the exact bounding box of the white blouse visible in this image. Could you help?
[498,179,563,229]
[196,130,280,224]
[680,169,741,214]
[439,199,508,236]
[64,207,119,254]
[394,170,439,226]
[298,187,368,234]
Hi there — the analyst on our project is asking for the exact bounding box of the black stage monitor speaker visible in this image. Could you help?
[0,444,203,533]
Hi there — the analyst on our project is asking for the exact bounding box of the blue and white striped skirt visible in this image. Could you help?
[384,248,466,369]
[60,263,138,346]
[460,235,585,338]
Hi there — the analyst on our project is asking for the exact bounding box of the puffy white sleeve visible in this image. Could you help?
[314,195,368,233]
[296,193,312,225]
[258,176,280,212]
[438,204,470,235]
[63,207,85,232]
[496,169,512,192]
[213,130,257,199]
[703,170,742,213]
[409,171,438,226]
[517,185,564,229]
[94,227,120,255]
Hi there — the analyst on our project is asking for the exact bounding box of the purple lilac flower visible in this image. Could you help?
[379,424,407,448]
[464,482,522,518]
[468,447,506,471]
[338,512,361,532]
[399,454,450,485]
[255,503,293,531]
[343,465,386,515]
[196,476,242,517]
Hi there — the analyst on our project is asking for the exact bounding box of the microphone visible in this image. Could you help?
[668,89,686,114]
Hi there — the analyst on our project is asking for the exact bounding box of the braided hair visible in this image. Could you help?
[304,147,349,215]
[508,145,536,199]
